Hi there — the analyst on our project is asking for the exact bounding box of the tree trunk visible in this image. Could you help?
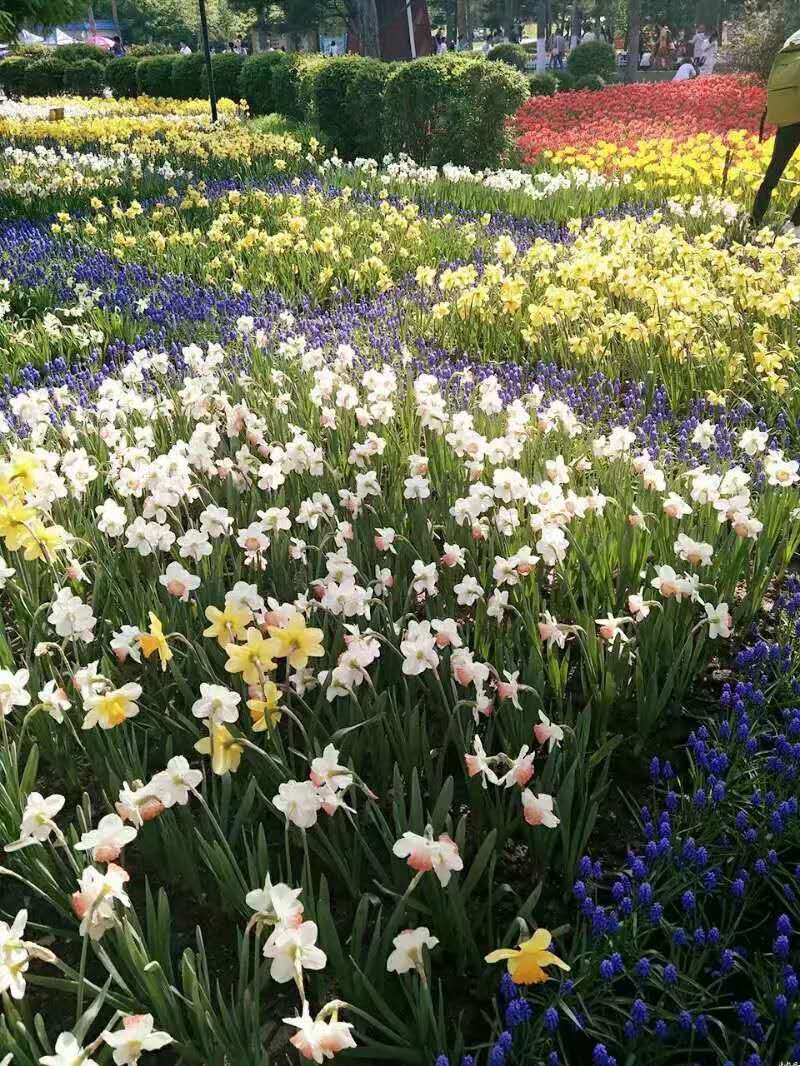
[110,0,119,31]
[536,0,547,70]
[359,0,381,56]
[625,0,640,82]
[569,1,581,48]
[502,0,515,40]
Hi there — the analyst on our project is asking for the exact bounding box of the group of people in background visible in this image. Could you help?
[641,23,719,76]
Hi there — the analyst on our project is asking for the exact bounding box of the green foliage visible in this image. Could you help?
[171,52,205,99]
[574,72,606,90]
[487,42,529,70]
[107,55,140,98]
[239,51,299,117]
[297,53,324,123]
[725,0,785,79]
[551,68,575,91]
[313,55,369,158]
[343,58,393,160]
[201,51,244,102]
[436,58,529,167]
[128,42,175,56]
[56,42,110,64]
[63,58,106,97]
[567,40,616,79]
[136,55,175,97]
[0,55,31,98]
[528,71,558,95]
[3,0,86,34]
[22,57,68,97]
[383,53,471,162]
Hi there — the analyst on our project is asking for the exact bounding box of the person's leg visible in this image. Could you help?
[753,123,800,225]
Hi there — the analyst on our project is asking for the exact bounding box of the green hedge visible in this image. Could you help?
[436,58,529,167]
[56,42,110,65]
[0,56,32,98]
[23,57,68,97]
[63,58,106,96]
[312,55,393,160]
[528,71,558,96]
[574,72,606,90]
[171,52,205,99]
[566,40,615,79]
[201,51,244,101]
[240,51,300,116]
[136,55,174,97]
[487,42,529,70]
[298,54,324,124]
[383,54,469,162]
[107,56,139,98]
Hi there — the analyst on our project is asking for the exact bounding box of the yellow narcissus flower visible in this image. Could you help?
[203,603,253,646]
[20,523,71,562]
[485,928,570,985]
[247,680,282,732]
[138,613,173,671]
[224,628,276,686]
[0,500,37,552]
[195,723,243,775]
[263,612,324,670]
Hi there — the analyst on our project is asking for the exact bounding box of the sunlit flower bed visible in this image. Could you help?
[0,96,799,1066]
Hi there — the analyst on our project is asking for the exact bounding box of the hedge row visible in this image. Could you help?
[0,55,105,97]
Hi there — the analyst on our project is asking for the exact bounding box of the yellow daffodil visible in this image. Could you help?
[485,928,570,985]
[138,613,173,671]
[224,628,276,685]
[194,723,243,775]
[263,612,324,670]
[247,680,282,732]
[203,603,253,646]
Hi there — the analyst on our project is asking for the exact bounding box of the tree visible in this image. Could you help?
[3,0,86,32]
[96,0,255,46]
[625,0,639,79]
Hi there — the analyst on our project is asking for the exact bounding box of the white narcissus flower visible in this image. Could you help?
[521,789,560,829]
[674,533,713,567]
[0,668,31,717]
[102,1014,172,1065]
[75,813,138,863]
[386,926,439,975]
[310,745,353,792]
[0,555,15,588]
[47,588,97,642]
[37,679,71,722]
[400,620,439,676]
[704,601,733,639]
[245,875,304,927]
[283,1000,357,1062]
[453,574,483,606]
[191,683,241,725]
[39,1031,99,1066]
[149,756,202,808]
[263,919,327,983]
[71,863,131,940]
[159,561,200,602]
[273,780,323,829]
[392,828,463,886]
[5,791,65,852]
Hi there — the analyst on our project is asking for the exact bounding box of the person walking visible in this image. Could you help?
[550,30,565,69]
[752,30,800,228]
[702,31,718,74]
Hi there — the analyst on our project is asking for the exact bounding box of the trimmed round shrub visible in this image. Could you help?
[201,51,244,101]
[436,57,529,167]
[171,52,204,99]
[487,42,529,70]
[574,73,606,90]
[383,53,472,161]
[23,57,68,97]
[551,68,575,91]
[313,55,367,156]
[0,56,32,98]
[528,71,558,95]
[239,51,299,116]
[136,55,174,97]
[56,42,110,65]
[344,58,393,159]
[566,40,615,79]
[107,56,139,98]
[63,58,106,97]
[297,54,324,123]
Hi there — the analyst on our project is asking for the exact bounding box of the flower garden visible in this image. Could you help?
[0,76,799,1066]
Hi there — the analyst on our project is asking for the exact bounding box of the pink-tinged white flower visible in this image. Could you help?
[392,826,464,886]
[627,591,654,623]
[246,875,304,928]
[148,755,202,808]
[521,790,559,829]
[431,617,462,649]
[75,813,137,863]
[500,746,535,789]
[159,561,200,602]
[37,679,71,723]
[704,601,733,639]
[283,1001,357,1062]
[115,781,164,827]
[454,574,483,606]
[310,744,353,792]
[464,736,499,786]
[101,1014,172,1064]
[536,525,568,567]
[511,545,539,576]
[674,533,713,567]
[0,668,31,717]
[5,791,65,852]
[595,614,632,644]
[273,779,323,829]
[662,492,692,519]
[627,506,649,530]
[39,1031,99,1066]
[534,711,564,751]
[191,683,240,725]
[71,863,131,940]
[496,669,523,708]
[386,926,439,975]
[411,560,438,598]
[110,624,143,664]
[731,511,763,540]
[650,565,698,602]
[450,648,490,690]
[374,527,396,553]
[263,920,327,983]
[487,589,509,622]
[400,620,439,676]
[440,542,465,568]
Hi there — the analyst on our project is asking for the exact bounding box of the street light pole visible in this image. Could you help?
[197,0,218,123]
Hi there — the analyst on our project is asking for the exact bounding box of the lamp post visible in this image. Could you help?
[198,0,218,122]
